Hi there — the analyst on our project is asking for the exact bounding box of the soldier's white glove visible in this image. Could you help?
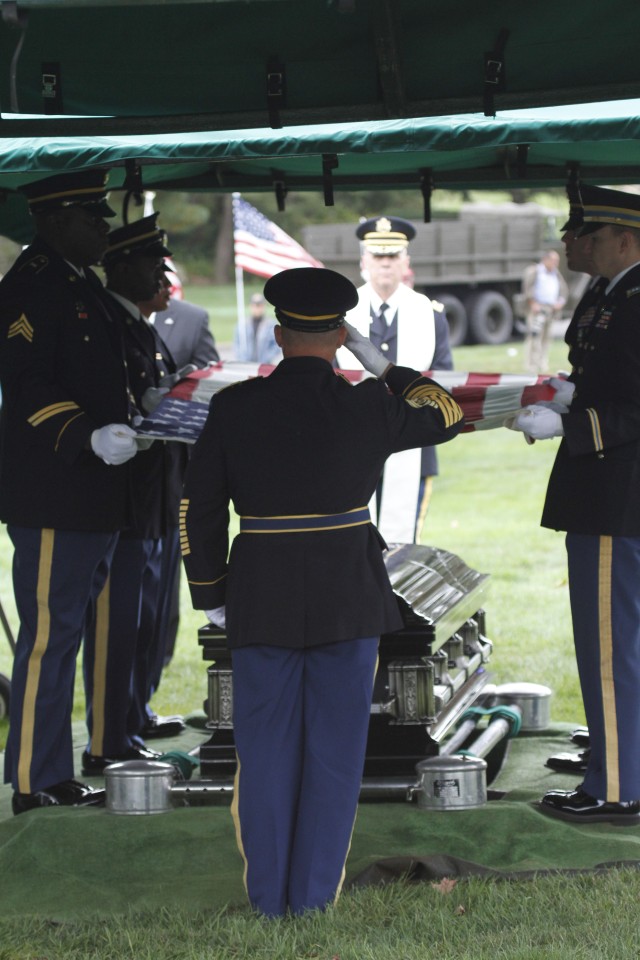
[90,424,138,465]
[343,321,389,378]
[205,606,226,629]
[509,405,564,440]
[544,376,575,409]
[141,386,170,413]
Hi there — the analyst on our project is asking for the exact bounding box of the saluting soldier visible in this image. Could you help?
[0,170,138,814]
[82,215,185,775]
[180,267,464,917]
[336,216,454,543]
[510,186,640,825]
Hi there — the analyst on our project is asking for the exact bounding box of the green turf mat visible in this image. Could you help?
[1,721,639,918]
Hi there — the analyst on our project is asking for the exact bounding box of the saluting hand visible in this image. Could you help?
[343,321,391,378]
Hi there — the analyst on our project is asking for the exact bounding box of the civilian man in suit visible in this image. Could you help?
[0,170,138,813]
[181,267,463,916]
[510,186,640,825]
[336,216,454,543]
[152,280,219,369]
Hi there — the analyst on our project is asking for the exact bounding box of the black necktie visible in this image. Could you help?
[379,302,389,323]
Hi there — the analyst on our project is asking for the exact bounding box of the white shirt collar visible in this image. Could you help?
[368,284,403,323]
[64,260,85,278]
[106,288,143,320]
[606,261,640,295]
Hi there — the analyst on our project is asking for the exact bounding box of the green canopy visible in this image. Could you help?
[1,99,639,242]
[1,0,639,132]
[1,1,639,241]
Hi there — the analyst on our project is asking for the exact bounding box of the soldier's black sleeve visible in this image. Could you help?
[382,365,464,450]
[180,395,230,610]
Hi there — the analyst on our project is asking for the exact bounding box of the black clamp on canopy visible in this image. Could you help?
[420,169,433,223]
[122,160,144,224]
[266,56,286,129]
[272,174,287,212]
[483,28,509,118]
[322,154,339,207]
[516,144,529,179]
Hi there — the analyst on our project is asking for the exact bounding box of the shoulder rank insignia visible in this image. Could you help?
[18,254,49,275]
[431,299,444,312]
[8,314,34,342]
[403,379,463,427]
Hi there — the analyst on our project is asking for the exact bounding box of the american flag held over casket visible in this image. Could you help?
[134,363,557,444]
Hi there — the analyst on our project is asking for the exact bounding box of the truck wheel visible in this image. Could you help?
[467,291,514,345]
[437,294,468,348]
[0,673,10,719]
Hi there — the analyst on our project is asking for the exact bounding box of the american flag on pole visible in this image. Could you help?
[135,365,557,443]
[233,195,323,278]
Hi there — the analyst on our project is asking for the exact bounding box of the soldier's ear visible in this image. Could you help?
[274,324,283,347]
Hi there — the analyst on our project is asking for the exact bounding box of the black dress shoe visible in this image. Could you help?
[12,779,105,815]
[545,749,590,774]
[81,744,161,775]
[570,726,590,747]
[141,714,186,739]
[539,786,640,825]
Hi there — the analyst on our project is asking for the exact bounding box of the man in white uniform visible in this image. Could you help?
[336,216,453,543]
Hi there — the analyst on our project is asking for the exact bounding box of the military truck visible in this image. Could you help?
[301,202,589,346]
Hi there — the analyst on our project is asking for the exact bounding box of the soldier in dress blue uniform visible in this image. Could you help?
[82,214,186,774]
[0,170,139,814]
[544,185,609,777]
[180,267,464,916]
[510,186,640,824]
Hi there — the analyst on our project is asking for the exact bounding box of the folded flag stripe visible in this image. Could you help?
[135,363,555,444]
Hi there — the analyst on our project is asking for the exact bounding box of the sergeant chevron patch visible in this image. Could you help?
[404,382,463,427]
[8,314,34,342]
[179,499,191,555]
[28,401,80,426]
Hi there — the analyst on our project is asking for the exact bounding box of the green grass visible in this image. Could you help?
[0,307,609,958]
[1,868,640,959]
[184,282,263,348]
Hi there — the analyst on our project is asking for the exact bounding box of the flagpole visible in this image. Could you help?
[235,264,248,357]
[233,193,249,359]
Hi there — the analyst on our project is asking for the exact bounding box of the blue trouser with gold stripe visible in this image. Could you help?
[230,637,379,917]
[4,526,118,794]
[83,536,162,756]
[567,533,640,802]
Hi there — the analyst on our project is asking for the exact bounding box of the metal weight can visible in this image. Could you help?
[105,760,175,815]
[413,754,487,811]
